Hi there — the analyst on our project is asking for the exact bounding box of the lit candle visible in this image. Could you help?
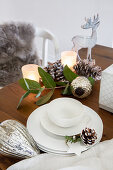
[22,64,40,82]
[61,51,77,70]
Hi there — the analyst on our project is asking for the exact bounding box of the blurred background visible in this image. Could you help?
[0,0,113,58]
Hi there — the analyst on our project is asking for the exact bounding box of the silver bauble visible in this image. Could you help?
[71,76,92,98]
[0,120,40,158]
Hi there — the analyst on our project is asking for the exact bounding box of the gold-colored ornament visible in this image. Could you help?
[71,76,92,98]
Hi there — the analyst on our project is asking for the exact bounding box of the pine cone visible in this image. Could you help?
[44,60,66,82]
[73,59,101,80]
[81,128,97,145]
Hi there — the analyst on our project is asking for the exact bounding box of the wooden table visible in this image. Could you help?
[0,45,113,170]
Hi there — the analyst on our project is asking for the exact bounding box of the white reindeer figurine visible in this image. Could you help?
[72,14,100,61]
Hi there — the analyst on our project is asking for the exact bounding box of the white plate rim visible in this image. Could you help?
[27,103,103,155]
[40,105,101,136]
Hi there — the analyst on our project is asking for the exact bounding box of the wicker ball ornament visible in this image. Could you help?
[71,76,92,98]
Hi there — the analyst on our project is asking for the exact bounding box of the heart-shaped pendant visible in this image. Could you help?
[0,120,40,158]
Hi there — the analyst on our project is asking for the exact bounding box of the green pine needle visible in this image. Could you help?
[65,135,81,144]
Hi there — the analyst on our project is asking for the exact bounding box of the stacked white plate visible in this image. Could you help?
[27,98,103,156]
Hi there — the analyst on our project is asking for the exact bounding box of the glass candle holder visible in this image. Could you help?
[22,64,40,82]
[61,51,77,70]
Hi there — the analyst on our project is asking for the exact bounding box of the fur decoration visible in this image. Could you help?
[0,22,40,86]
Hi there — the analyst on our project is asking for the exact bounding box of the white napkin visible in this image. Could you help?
[67,141,87,156]
[7,139,113,170]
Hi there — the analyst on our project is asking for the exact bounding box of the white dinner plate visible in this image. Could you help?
[27,103,103,155]
[38,145,75,156]
[40,106,90,136]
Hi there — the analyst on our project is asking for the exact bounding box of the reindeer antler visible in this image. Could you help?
[81,14,100,29]
[93,14,99,25]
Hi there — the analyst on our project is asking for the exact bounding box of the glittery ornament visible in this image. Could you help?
[0,120,40,158]
[71,76,92,98]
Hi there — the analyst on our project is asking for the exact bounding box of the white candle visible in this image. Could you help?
[22,64,40,82]
[61,51,77,70]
